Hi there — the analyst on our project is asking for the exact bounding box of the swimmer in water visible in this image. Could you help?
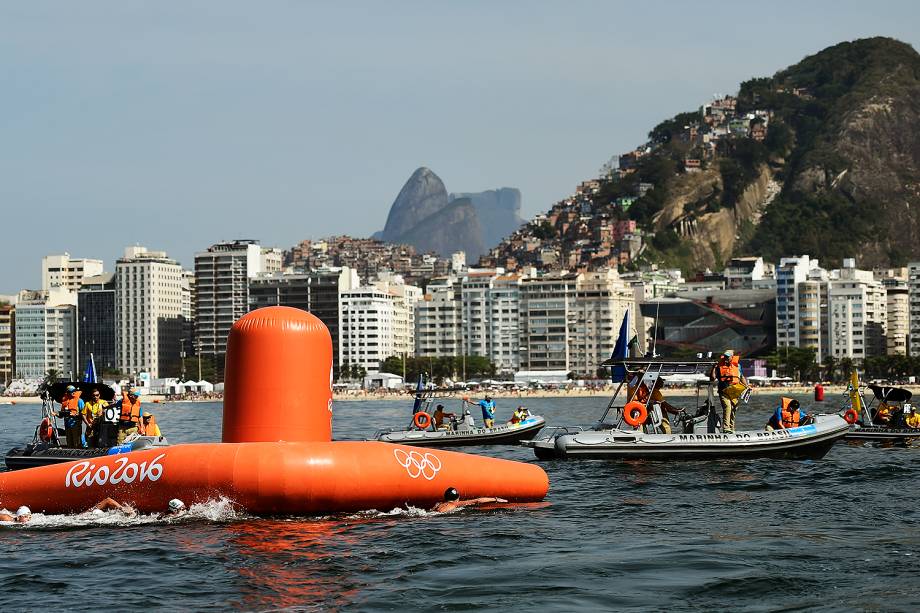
[0,506,32,523]
[432,488,505,513]
[161,498,187,518]
[91,498,137,517]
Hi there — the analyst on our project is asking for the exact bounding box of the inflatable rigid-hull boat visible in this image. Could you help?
[4,436,168,471]
[373,416,546,447]
[525,415,850,460]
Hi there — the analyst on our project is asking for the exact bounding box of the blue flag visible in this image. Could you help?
[82,354,98,384]
[610,310,631,383]
[411,374,425,414]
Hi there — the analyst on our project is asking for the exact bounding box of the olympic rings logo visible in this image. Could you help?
[393,448,442,480]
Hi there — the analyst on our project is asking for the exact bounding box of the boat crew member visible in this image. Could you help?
[0,506,32,523]
[433,487,506,513]
[60,385,85,448]
[474,395,496,428]
[709,350,747,434]
[432,404,455,430]
[114,388,145,444]
[906,407,920,429]
[509,406,530,425]
[873,402,893,426]
[142,413,161,437]
[627,372,682,434]
[766,397,806,431]
[82,388,108,448]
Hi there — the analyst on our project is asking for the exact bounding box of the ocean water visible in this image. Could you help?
[1,391,918,611]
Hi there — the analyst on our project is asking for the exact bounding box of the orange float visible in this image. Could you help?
[623,401,648,427]
[0,307,548,514]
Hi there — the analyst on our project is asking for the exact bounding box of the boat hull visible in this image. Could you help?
[374,417,546,447]
[526,416,849,460]
[843,425,920,444]
[4,437,168,471]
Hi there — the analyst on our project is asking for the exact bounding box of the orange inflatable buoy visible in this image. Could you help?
[413,412,432,430]
[843,409,858,424]
[623,401,647,427]
[0,306,549,515]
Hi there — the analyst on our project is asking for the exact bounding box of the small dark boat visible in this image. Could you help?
[370,376,545,447]
[841,375,920,445]
[3,381,168,471]
[524,357,849,461]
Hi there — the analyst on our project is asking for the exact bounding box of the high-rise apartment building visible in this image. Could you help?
[249,267,359,378]
[461,271,524,375]
[339,275,421,373]
[14,288,77,379]
[116,246,186,378]
[518,272,579,372]
[570,269,634,377]
[884,278,909,356]
[195,240,273,363]
[415,278,462,358]
[0,301,15,385]
[908,262,920,356]
[42,254,104,291]
[828,259,887,360]
[77,273,117,374]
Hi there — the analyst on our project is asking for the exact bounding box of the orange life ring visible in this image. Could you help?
[39,418,53,442]
[843,409,858,424]
[413,412,432,430]
[623,401,648,427]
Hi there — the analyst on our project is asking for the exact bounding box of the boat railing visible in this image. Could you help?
[529,425,585,442]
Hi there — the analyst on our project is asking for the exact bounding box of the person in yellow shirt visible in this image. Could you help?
[142,413,162,437]
[82,388,108,447]
[905,408,920,429]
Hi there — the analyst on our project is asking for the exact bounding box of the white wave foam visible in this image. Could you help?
[0,496,246,530]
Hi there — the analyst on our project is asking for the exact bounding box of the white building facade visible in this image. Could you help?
[42,254,104,292]
[828,260,886,360]
[14,289,77,379]
[116,246,186,378]
[339,276,421,373]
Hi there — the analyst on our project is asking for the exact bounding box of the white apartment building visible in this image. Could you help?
[461,271,523,374]
[340,275,421,373]
[42,254,104,291]
[195,240,272,359]
[884,279,909,356]
[14,288,77,379]
[0,301,13,385]
[908,262,920,356]
[776,256,809,348]
[116,246,186,378]
[724,256,767,290]
[518,272,579,372]
[828,259,886,360]
[415,278,462,358]
[571,269,634,377]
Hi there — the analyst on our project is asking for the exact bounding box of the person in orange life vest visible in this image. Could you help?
[708,350,748,433]
[114,388,145,444]
[627,371,682,434]
[766,397,808,431]
[432,404,455,430]
[873,402,893,426]
[142,412,161,437]
[59,385,85,448]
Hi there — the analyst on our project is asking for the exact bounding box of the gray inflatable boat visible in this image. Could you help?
[840,377,920,445]
[370,377,545,447]
[524,358,849,460]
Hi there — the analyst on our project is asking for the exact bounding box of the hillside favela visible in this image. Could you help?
[2,6,920,611]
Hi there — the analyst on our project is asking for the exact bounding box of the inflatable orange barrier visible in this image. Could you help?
[0,307,549,514]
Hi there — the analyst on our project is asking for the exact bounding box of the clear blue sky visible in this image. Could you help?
[2,1,918,293]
